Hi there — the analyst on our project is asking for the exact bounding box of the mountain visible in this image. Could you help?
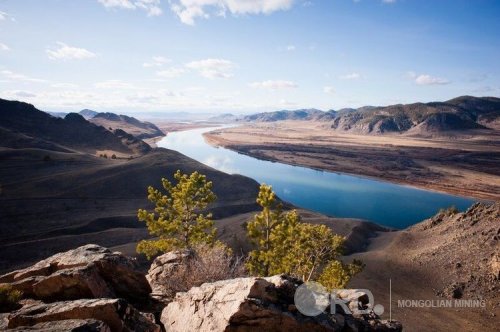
[90,112,165,139]
[328,96,500,135]
[79,109,98,119]
[0,98,261,272]
[208,113,239,123]
[243,108,323,122]
[47,111,69,118]
[0,99,150,155]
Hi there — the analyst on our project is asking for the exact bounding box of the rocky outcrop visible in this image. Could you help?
[161,275,401,332]
[8,319,110,331]
[7,298,160,331]
[146,250,191,301]
[0,245,151,304]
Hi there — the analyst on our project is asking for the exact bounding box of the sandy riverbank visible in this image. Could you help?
[204,121,500,200]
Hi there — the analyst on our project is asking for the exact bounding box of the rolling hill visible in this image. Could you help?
[0,98,260,272]
[242,96,500,135]
[90,112,165,139]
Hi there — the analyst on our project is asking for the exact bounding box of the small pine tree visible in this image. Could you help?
[246,185,363,288]
[137,170,217,259]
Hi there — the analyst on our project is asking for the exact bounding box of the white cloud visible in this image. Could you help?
[156,67,186,78]
[185,58,235,79]
[408,72,450,85]
[51,83,79,88]
[286,45,296,51]
[415,75,450,85]
[0,70,47,83]
[2,90,38,98]
[323,86,335,94]
[382,0,396,3]
[94,80,135,89]
[339,72,360,80]
[97,0,163,16]
[46,42,97,60]
[0,11,15,21]
[170,0,295,25]
[249,80,298,89]
[0,43,10,51]
[143,56,171,67]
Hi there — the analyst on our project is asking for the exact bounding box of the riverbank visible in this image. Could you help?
[204,121,500,201]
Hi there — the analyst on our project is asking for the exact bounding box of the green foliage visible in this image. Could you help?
[318,259,365,290]
[438,205,459,216]
[246,184,363,287]
[137,170,217,259]
[0,284,22,312]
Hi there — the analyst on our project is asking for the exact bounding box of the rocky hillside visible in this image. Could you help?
[90,112,165,139]
[0,245,402,331]
[0,99,150,155]
[408,202,499,300]
[242,96,500,135]
[326,96,500,135]
[243,108,324,122]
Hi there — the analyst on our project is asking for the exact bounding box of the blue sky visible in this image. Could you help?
[0,0,499,114]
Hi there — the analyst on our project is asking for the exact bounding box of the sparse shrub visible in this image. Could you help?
[438,205,459,216]
[103,154,108,159]
[111,154,117,159]
[0,284,22,312]
[159,243,246,298]
[137,170,217,259]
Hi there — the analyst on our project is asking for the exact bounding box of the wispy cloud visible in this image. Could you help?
[0,11,15,22]
[249,80,298,89]
[94,80,135,89]
[156,67,186,78]
[170,0,295,25]
[408,71,450,85]
[185,58,235,79]
[0,70,47,83]
[143,56,171,67]
[286,45,296,51]
[323,86,335,94]
[0,43,10,51]
[46,42,97,60]
[339,72,360,80]
[97,0,163,16]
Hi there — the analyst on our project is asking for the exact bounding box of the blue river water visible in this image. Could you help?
[157,126,474,229]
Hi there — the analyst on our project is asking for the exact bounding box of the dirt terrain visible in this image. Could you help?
[204,121,500,200]
[348,202,500,331]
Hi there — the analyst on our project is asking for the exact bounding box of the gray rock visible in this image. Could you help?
[0,244,151,303]
[161,275,401,332]
[7,298,160,332]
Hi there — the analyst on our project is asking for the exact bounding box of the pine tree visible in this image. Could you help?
[246,185,363,288]
[137,170,217,259]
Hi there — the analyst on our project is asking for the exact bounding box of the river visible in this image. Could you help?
[157,126,474,229]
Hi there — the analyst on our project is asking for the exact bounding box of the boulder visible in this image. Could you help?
[0,244,151,303]
[146,250,191,300]
[8,319,110,331]
[161,275,402,332]
[7,298,160,332]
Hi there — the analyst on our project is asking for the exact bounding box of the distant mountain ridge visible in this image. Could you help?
[90,112,164,139]
[0,99,150,154]
[243,96,500,135]
[242,108,323,122]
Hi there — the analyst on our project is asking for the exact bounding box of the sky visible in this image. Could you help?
[0,0,499,114]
